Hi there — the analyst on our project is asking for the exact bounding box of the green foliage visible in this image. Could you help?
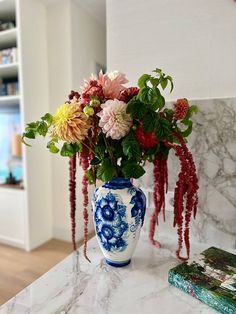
[121,160,145,179]
[122,132,141,160]
[142,111,157,133]
[41,113,53,124]
[126,97,148,119]
[97,158,116,182]
[155,117,172,141]
[60,143,80,157]
[137,74,151,89]
[90,157,101,165]
[47,140,59,154]
[22,113,53,146]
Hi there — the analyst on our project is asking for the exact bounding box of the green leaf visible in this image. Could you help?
[60,143,78,157]
[47,140,59,154]
[138,87,154,104]
[145,144,160,156]
[142,111,157,133]
[112,140,124,159]
[37,121,48,136]
[21,136,31,147]
[150,77,159,87]
[41,113,53,125]
[166,75,174,93]
[122,132,141,160]
[23,130,35,139]
[26,122,39,130]
[90,157,101,165]
[122,161,145,179]
[184,104,198,121]
[153,68,163,75]
[155,118,172,141]
[179,120,193,137]
[152,89,165,110]
[137,74,150,89]
[126,97,148,119]
[160,78,168,90]
[96,158,116,182]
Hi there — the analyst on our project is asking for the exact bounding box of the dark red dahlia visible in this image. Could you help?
[135,123,159,150]
[119,87,139,102]
[173,99,189,120]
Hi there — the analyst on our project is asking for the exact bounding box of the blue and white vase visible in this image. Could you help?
[92,177,146,267]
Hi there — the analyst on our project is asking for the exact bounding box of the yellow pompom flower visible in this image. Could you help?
[51,103,90,143]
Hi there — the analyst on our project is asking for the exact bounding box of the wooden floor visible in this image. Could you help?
[0,239,73,305]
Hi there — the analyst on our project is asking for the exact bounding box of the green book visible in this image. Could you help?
[168,247,236,314]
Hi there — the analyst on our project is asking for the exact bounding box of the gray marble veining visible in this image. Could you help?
[0,233,227,314]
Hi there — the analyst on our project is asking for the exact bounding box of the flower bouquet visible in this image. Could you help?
[22,68,198,263]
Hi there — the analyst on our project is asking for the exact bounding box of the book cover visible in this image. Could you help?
[168,247,236,314]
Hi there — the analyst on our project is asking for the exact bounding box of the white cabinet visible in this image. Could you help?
[0,188,26,248]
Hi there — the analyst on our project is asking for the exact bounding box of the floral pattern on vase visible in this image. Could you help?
[129,188,146,233]
[94,192,129,252]
[92,178,146,267]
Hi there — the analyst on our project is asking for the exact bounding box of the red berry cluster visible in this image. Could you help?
[135,124,159,150]
[173,98,189,120]
[68,90,80,100]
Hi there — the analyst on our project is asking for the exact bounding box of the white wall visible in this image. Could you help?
[47,0,106,242]
[71,0,106,88]
[107,0,236,100]
[19,0,53,249]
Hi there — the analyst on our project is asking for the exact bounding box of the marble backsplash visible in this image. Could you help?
[139,97,236,250]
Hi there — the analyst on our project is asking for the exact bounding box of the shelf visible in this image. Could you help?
[0,0,15,19]
[0,62,18,78]
[0,183,24,191]
[0,28,17,49]
[0,95,20,106]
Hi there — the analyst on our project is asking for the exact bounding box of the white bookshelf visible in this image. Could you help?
[0,94,20,106]
[0,62,18,77]
[0,28,17,49]
[0,0,52,250]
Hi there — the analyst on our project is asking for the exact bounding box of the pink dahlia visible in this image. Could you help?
[98,71,128,99]
[97,99,132,140]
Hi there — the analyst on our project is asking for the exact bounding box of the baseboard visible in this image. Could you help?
[0,235,25,249]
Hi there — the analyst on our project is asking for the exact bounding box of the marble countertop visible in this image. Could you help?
[1,232,234,314]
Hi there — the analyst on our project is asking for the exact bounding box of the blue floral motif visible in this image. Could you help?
[129,188,146,231]
[94,192,129,252]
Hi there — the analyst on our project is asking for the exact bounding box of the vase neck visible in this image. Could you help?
[103,177,132,189]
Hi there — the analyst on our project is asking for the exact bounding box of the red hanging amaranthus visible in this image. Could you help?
[149,135,198,260]
[170,134,198,260]
[149,153,168,248]
[79,145,91,262]
[69,154,77,250]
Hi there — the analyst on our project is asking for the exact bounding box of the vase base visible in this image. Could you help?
[105,259,131,267]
